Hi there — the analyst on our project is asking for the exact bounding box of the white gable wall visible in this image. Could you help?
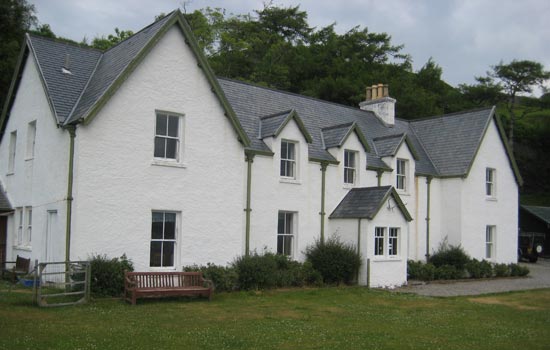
[0,53,69,264]
[460,119,518,262]
[71,26,245,270]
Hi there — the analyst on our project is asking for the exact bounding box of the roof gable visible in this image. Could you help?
[373,133,419,160]
[321,122,370,152]
[329,186,412,221]
[259,109,312,143]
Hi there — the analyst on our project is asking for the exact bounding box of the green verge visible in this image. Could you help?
[1,282,549,350]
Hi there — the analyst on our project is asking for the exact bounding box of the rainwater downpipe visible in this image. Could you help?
[356,218,361,282]
[65,125,76,265]
[376,170,383,187]
[244,152,254,256]
[425,176,432,260]
[320,162,328,243]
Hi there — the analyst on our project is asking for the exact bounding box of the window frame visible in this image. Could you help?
[280,140,297,180]
[485,225,495,259]
[16,207,23,245]
[153,111,185,165]
[344,149,358,185]
[396,159,407,191]
[25,207,32,245]
[8,131,17,174]
[26,121,36,160]
[150,211,178,269]
[374,226,401,259]
[486,168,496,197]
[277,211,296,257]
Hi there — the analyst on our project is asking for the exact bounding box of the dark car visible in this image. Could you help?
[518,232,545,262]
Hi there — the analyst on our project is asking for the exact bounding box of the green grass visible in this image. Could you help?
[1,282,549,350]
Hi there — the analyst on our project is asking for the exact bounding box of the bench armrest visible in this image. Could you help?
[125,276,136,289]
[202,278,214,289]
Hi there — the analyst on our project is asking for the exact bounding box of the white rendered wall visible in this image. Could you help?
[460,120,518,263]
[0,53,69,265]
[71,26,245,270]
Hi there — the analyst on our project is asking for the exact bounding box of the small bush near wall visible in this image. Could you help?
[510,264,530,277]
[493,263,511,277]
[183,263,238,293]
[408,260,530,281]
[465,259,493,278]
[305,237,362,285]
[429,242,470,271]
[89,254,134,297]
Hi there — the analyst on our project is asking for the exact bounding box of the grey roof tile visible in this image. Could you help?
[521,205,550,225]
[321,122,354,149]
[373,133,405,157]
[28,35,102,123]
[259,111,289,139]
[0,184,12,211]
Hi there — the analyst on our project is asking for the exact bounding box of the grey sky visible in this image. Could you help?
[31,0,550,93]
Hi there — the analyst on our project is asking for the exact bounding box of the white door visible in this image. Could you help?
[44,210,59,262]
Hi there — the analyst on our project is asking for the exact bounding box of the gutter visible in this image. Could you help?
[65,126,76,264]
[320,162,328,243]
[425,176,432,259]
[244,152,254,255]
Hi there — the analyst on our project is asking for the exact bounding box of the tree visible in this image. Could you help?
[0,0,36,111]
[91,28,134,50]
[490,60,550,150]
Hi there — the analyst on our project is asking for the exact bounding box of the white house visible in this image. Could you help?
[0,11,522,287]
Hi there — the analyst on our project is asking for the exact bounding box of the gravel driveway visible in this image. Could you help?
[394,259,550,297]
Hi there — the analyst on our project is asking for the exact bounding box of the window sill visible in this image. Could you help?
[372,257,402,262]
[343,183,356,189]
[486,197,497,202]
[13,245,32,252]
[24,157,34,162]
[6,172,14,176]
[149,266,177,271]
[280,178,301,185]
[151,159,186,168]
[397,191,410,196]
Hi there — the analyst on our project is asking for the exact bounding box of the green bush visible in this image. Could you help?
[493,263,510,277]
[435,265,464,280]
[509,263,530,277]
[89,254,133,297]
[429,241,470,270]
[305,237,362,285]
[407,260,435,281]
[183,263,238,293]
[466,259,492,278]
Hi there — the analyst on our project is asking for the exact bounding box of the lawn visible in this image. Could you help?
[1,283,549,350]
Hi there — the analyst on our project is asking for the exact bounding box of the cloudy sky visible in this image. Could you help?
[31,0,550,92]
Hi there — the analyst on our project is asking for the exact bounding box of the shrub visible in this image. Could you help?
[493,263,510,277]
[233,252,278,290]
[435,265,464,280]
[89,254,134,297]
[466,259,492,278]
[429,241,470,270]
[407,260,435,281]
[509,263,530,277]
[305,237,362,285]
[183,263,238,293]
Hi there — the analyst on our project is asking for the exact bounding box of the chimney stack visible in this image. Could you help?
[360,83,396,126]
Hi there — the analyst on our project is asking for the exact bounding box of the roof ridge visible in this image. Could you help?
[102,11,177,54]
[217,77,378,118]
[407,106,495,123]
[321,121,355,131]
[372,132,405,141]
[27,33,103,52]
[65,53,104,124]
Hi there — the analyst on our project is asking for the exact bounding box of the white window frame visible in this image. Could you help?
[344,149,358,185]
[280,140,297,180]
[15,207,23,245]
[486,168,496,197]
[8,131,17,174]
[396,159,407,191]
[374,226,401,258]
[150,211,178,268]
[26,121,36,160]
[25,207,32,245]
[486,225,495,259]
[277,211,296,257]
[153,111,185,166]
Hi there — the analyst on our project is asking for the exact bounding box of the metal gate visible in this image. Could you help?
[35,261,91,307]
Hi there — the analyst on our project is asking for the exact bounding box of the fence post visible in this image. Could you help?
[32,259,38,304]
[85,262,91,302]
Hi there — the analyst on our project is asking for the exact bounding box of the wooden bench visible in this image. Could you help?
[1,255,30,283]
[124,271,213,305]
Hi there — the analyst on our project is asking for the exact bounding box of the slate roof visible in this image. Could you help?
[329,186,412,221]
[0,185,12,212]
[2,11,518,182]
[521,205,550,225]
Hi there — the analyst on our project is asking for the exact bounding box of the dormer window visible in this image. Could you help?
[396,159,407,191]
[344,150,357,185]
[280,140,296,179]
